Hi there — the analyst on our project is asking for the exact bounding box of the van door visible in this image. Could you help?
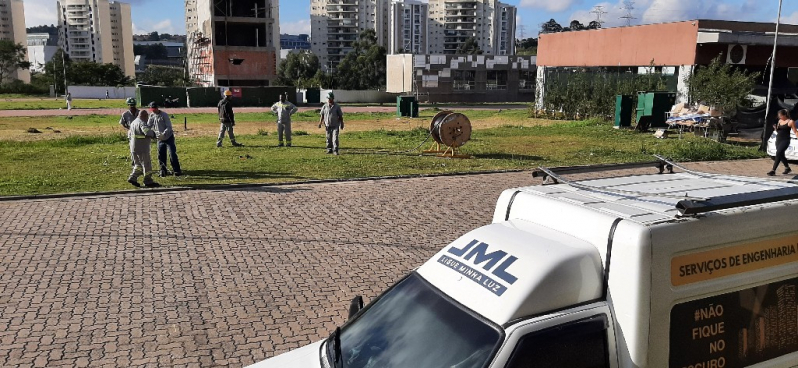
[491,303,619,368]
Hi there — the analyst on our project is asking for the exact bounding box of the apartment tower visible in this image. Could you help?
[57,0,135,77]
[0,0,29,82]
[427,0,516,55]
[185,0,280,87]
[389,0,428,54]
[310,0,390,69]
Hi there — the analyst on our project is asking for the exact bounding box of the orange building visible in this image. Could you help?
[536,20,798,105]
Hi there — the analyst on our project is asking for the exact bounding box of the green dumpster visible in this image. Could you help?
[636,91,676,129]
[306,88,321,104]
[397,95,416,117]
[614,95,633,128]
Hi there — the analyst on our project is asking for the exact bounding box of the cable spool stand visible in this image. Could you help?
[424,111,472,158]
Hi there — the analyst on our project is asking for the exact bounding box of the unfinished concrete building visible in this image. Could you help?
[427,0,516,55]
[310,0,391,70]
[185,0,280,87]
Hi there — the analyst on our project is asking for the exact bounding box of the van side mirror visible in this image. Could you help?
[348,295,364,320]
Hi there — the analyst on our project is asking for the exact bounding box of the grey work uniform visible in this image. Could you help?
[271,101,297,144]
[320,103,343,152]
[128,117,156,184]
[149,111,182,174]
[119,109,139,130]
[120,109,139,167]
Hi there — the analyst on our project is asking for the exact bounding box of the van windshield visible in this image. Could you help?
[336,273,502,368]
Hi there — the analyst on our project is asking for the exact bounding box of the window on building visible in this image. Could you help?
[519,70,536,90]
[486,70,507,90]
[453,70,476,91]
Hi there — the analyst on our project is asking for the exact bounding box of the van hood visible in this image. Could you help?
[246,340,324,368]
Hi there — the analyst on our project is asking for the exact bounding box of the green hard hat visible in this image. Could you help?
[126,97,136,106]
[327,92,335,99]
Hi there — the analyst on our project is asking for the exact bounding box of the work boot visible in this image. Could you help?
[784,167,792,175]
[232,142,243,147]
[767,171,776,176]
[326,150,333,154]
[216,142,222,148]
[334,151,339,156]
[160,169,169,177]
[127,178,140,187]
[278,142,284,147]
[144,181,161,188]
[173,171,183,177]
[286,142,292,147]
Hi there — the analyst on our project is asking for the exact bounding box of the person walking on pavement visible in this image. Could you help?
[127,110,160,188]
[66,92,72,110]
[148,101,183,177]
[217,90,243,147]
[105,89,110,100]
[318,92,344,155]
[271,93,297,147]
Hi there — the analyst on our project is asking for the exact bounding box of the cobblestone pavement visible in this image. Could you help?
[0,159,787,367]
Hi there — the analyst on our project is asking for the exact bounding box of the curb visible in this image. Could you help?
[0,169,530,202]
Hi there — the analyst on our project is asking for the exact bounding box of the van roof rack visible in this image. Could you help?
[532,156,798,216]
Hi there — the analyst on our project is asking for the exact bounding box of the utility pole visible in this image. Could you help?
[591,5,607,28]
[620,1,636,27]
[762,0,784,149]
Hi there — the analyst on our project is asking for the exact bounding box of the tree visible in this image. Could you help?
[334,29,387,90]
[138,65,185,86]
[540,19,563,34]
[69,62,132,87]
[147,32,160,41]
[684,56,759,116]
[276,51,321,89]
[569,20,586,31]
[44,49,70,93]
[0,40,31,84]
[456,37,483,55]
[587,21,602,30]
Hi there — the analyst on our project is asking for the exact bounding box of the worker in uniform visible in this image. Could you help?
[119,98,139,168]
[217,90,243,147]
[66,92,72,110]
[318,92,344,155]
[119,98,139,130]
[148,101,183,177]
[127,110,160,188]
[271,93,297,147]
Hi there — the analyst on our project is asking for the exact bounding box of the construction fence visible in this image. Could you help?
[136,86,297,108]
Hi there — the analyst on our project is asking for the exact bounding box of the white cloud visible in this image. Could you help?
[280,19,311,35]
[783,11,798,25]
[520,0,580,13]
[24,0,58,27]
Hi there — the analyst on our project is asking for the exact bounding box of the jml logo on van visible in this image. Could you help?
[436,239,519,296]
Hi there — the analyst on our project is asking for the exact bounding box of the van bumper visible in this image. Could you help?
[246,340,324,368]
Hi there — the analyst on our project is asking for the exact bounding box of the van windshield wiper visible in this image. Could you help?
[326,327,343,368]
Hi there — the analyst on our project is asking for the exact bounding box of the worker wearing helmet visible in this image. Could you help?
[318,92,344,155]
[271,93,297,147]
[217,89,243,147]
[127,110,160,188]
[119,98,139,130]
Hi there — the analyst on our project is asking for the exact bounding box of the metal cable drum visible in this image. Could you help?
[429,111,472,148]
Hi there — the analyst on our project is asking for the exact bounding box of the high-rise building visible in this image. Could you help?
[27,34,59,73]
[389,0,428,54]
[185,0,280,87]
[427,0,516,55]
[57,0,135,77]
[0,0,29,82]
[310,0,390,70]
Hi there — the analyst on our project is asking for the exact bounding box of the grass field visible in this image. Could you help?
[0,113,765,196]
[0,98,127,110]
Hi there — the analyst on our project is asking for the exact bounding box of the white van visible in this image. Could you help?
[249,161,798,368]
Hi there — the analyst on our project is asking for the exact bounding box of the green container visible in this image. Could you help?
[615,95,633,128]
[397,95,416,117]
[636,91,676,128]
[306,88,321,104]
[137,86,188,108]
[186,87,220,108]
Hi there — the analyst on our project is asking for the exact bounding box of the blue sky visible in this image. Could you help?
[24,0,798,37]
